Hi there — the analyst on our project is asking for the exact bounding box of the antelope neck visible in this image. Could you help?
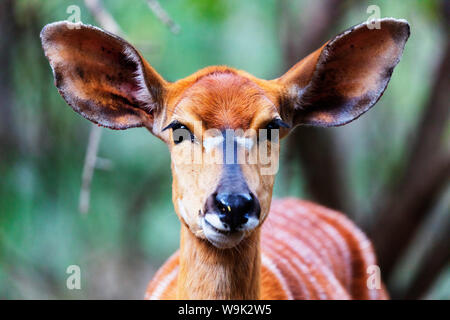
[177,225,261,299]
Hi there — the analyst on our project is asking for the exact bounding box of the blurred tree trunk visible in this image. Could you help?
[0,0,19,155]
[279,0,350,213]
[405,210,450,299]
[372,3,450,289]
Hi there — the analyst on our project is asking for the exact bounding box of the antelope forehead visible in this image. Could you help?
[179,73,271,129]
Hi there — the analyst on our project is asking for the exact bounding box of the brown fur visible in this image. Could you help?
[146,199,389,299]
[41,18,409,300]
[177,226,261,299]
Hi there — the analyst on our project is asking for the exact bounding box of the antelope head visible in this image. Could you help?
[41,19,409,249]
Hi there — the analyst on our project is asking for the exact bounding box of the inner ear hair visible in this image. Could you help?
[40,21,167,130]
[277,18,410,128]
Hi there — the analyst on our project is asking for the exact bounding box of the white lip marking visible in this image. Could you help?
[205,212,260,233]
[201,218,244,249]
[242,216,259,230]
[203,136,224,152]
[204,214,229,231]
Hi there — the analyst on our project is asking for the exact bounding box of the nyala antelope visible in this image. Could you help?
[41,18,409,299]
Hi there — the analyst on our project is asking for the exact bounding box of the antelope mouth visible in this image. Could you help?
[201,216,244,249]
[204,219,232,235]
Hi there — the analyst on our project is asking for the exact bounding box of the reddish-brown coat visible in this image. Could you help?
[40,18,409,301]
[146,199,388,300]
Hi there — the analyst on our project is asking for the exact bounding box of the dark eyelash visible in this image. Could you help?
[263,119,290,141]
[266,119,290,130]
[163,121,195,144]
[162,120,182,132]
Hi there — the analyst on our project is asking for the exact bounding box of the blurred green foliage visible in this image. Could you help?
[0,0,448,299]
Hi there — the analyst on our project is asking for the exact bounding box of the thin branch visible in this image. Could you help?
[406,205,450,299]
[146,0,180,34]
[78,0,180,214]
[78,0,126,214]
[79,125,102,214]
[84,0,124,35]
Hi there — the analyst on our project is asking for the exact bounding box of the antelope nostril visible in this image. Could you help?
[215,193,253,213]
[214,192,256,230]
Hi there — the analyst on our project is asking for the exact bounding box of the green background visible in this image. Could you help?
[0,0,448,299]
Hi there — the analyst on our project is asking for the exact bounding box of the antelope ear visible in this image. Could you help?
[278,18,410,127]
[40,21,166,130]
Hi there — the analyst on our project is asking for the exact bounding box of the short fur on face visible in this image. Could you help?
[41,18,409,248]
[167,69,282,240]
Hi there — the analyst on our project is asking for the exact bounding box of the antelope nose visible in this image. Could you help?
[214,193,259,231]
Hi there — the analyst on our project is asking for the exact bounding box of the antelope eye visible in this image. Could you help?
[163,121,195,145]
[264,119,290,141]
